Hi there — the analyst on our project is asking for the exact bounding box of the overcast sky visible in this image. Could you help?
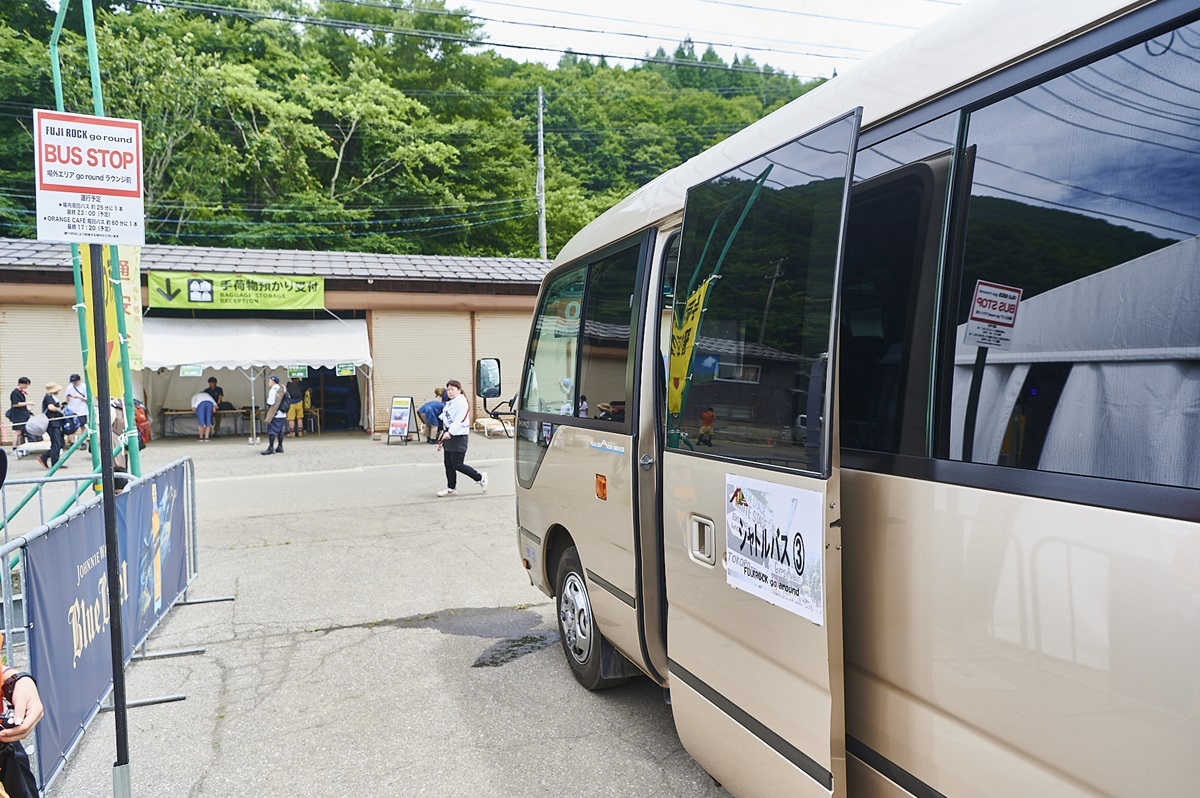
[462,0,971,80]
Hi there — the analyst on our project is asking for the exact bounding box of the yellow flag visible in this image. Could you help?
[667,278,711,414]
[80,245,125,394]
[117,246,143,371]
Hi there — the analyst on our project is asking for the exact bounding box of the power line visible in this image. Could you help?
[122,0,824,77]
[692,0,920,30]
[327,0,869,60]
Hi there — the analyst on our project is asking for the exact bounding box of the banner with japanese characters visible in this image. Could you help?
[147,271,324,310]
[725,474,825,625]
[34,109,144,245]
[118,245,144,369]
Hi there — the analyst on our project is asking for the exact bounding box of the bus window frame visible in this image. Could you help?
[518,229,656,436]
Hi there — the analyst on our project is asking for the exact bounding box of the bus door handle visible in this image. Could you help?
[639,454,654,471]
[688,515,716,566]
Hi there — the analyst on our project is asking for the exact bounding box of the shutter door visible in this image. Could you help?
[369,310,472,433]
[473,311,533,415]
[0,305,86,441]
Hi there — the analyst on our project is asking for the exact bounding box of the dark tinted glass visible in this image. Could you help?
[668,113,858,476]
[951,22,1200,489]
[578,245,641,424]
[840,114,956,454]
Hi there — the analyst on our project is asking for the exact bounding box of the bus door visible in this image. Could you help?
[659,109,860,797]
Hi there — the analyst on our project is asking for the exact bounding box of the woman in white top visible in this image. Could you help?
[190,388,216,441]
[436,380,487,497]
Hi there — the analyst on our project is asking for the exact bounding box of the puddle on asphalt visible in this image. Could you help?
[472,630,560,667]
[321,605,560,667]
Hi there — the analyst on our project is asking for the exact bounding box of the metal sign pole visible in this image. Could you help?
[89,241,132,796]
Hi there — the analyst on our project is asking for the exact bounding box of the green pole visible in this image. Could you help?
[1,433,89,529]
[49,0,142,477]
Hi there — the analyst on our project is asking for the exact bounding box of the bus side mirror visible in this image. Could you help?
[475,358,502,399]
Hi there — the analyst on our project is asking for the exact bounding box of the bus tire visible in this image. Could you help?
[555,546,629,691]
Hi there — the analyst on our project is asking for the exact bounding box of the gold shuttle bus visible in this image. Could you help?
[491,1,1200,795]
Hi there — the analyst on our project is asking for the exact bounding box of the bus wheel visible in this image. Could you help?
[555,546,626,690]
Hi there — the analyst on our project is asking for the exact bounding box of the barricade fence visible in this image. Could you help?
[0,457,198,793]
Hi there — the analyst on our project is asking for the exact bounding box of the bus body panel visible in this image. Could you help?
[515,424,650,672]
[671,676,837,798]
[843,469,1200,797]
[663,452,845,797]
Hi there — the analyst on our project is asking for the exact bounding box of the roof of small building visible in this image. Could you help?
[0,237,552,285]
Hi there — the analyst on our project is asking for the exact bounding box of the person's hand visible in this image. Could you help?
[0,678,43,743]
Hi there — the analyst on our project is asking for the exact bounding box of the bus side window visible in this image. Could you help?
[577,245,641,424]
[841,114,955,457]
[948,21,1200,490]
[522,266,585,417]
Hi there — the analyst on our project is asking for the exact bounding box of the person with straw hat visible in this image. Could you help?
[37,381,66,469]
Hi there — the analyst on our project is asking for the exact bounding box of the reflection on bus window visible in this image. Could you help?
[578,245,640,423]
[522,266,584,417]
[950,23,1200,489]
[668,115,857,476]
[841,114,955,455]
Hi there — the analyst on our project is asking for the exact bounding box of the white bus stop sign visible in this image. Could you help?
[34,109,144,245]
[964,279,1022,350]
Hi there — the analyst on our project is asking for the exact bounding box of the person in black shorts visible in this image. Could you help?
[7,378,32,447]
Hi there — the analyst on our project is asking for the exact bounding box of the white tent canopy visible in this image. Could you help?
[143,317,373,370]
[141,317,374,437]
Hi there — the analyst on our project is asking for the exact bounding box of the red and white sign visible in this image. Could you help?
[34,109,144,245]
[964,280,1022,350]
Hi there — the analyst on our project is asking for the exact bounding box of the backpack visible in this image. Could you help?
[279,391,292,414]
[60,411,82,435]
[133,402,150,447]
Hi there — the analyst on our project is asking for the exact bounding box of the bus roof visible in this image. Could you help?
[554,0,1148,267]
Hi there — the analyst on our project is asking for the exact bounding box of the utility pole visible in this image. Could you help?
[758,257,787,345]
[537,86,547,260]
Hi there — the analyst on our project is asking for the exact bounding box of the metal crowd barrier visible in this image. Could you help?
[0,457,201,795]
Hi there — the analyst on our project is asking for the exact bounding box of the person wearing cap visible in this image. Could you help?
[63,374,88,444]
[7,377,32,447]
[38,382,66,469]
[261,375,287,455]
[64,374,88,418]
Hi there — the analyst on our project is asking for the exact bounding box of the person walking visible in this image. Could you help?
[191,387,216,441]
[436,380,486,497]
[64,374,88,418]
[261,375,287,455]
[7,377,32,447]
[37,382,66,469]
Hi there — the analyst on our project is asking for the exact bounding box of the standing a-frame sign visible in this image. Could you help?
[387,396,415,445]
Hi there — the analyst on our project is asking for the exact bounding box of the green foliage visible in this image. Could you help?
[0,1,819,257]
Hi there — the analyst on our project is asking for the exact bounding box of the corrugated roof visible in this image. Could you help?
[0,237,552,285]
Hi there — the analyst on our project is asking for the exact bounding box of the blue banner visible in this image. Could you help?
[25,465,189,786]
[25,511,111,788]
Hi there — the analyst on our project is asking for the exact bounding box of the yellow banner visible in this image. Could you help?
[667,278,711,414]
[148,271,324,310]
[80,245,124,395]
[117,246,143,371]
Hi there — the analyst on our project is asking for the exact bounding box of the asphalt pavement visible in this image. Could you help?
[31,429,729,797]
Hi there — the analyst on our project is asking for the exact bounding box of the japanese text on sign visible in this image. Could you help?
[34,109,144,245]
[964,280,1023,350]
